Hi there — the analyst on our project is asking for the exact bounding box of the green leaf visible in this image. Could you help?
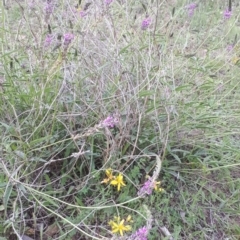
[3,183,13,210]
[41,194,59,208]
[14,150,26,159]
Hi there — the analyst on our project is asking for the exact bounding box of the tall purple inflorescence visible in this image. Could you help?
[79,10,87,17]
[63,33,74,46]
[224,9,232,20]
[45,0,54,15]
[141,17,151,30]
[102,116,118,128]
[44,34,54,47]
[44,0,54,22]
[131,226,148,240]
[105,0,113,5]
[186,3,197,17]
[137,179,153,196]
[227,44,234,52]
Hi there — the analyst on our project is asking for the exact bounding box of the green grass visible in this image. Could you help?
[0,0,240,239]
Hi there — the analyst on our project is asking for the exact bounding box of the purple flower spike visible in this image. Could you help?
[131,226,148,240]
[141,17,151,30]
[137,179,153,196]
[44,34,54,47]
[79,10,87,17]
[227,44,234,52]
[105,0,113,5]
[63,33,74,46]
[186,3,197,10]
[224,9,232,20]
[186,3,197,17]
[102,116,118,128]
[44,2,54,15]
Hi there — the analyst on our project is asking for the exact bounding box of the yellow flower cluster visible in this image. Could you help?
[101,169,126,191]
[108,215,132,236]
[153,180,164,192]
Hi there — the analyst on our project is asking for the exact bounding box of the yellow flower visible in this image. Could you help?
[110,173,126,191]
[153,181,164,192]
[232,56,240,65]
[101,168,114,184]
[126,215,133,222]
[108,216,131,236]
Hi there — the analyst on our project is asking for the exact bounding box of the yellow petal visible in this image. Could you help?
[123,225,131,231]
[112,227,118,233]
[101,178,109,184]
[106,168,112,177]
[108,220,114,226]
[118,174,123,180]
[120,219,125,225]
[232,56,240,64]
[112,222,119,228]
[126,215,132,222]
[154,181,161,190]
[110,179,118,185]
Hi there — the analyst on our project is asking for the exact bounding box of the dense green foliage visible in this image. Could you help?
[0,0,240,239]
